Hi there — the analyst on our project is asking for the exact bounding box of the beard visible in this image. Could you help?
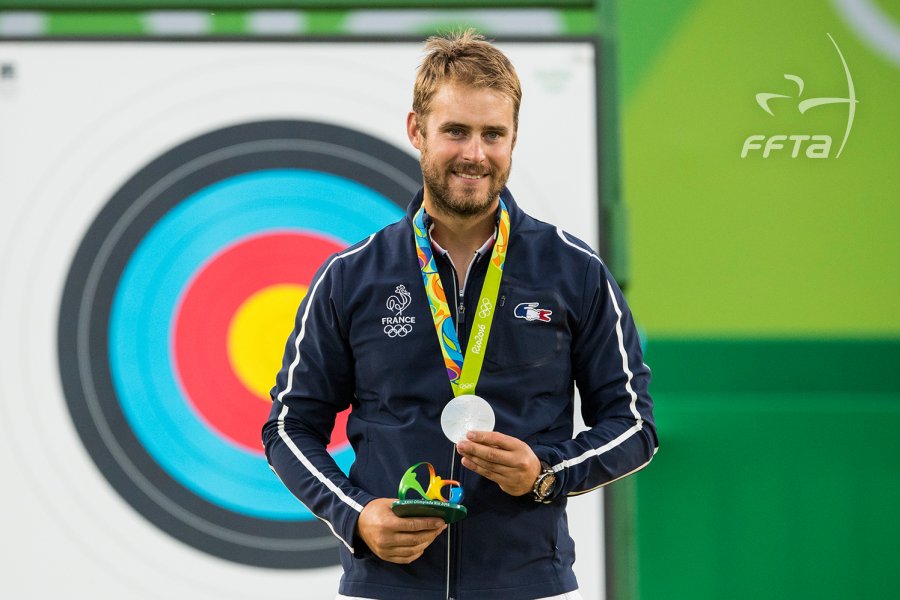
[420,146,511,218]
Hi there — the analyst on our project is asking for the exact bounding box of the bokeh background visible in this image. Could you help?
[2,1,898,599]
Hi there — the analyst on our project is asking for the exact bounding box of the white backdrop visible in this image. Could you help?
[0,40,602,599]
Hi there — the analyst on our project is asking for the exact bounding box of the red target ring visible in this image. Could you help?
[60,119,420,567]
[173,231,349,453]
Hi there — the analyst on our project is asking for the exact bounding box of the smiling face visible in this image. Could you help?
[408,82,516,218]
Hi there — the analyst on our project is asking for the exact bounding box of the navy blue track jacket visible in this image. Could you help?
[262,188,657,600]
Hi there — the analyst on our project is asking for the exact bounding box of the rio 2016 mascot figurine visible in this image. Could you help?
[391,462,467,523]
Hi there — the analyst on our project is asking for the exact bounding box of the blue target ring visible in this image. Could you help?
[58,120,422,568]
[109,170,402,520]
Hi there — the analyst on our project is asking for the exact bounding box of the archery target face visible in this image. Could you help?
[0,40,600,597]
[60,120,416,567]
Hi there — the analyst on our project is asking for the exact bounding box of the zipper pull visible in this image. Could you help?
[457,296,466,325]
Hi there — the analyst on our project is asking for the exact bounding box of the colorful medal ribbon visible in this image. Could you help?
[413,199,510,396]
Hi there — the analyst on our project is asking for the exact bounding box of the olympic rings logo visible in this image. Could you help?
[384,324,412,338]
[478,298,493,319]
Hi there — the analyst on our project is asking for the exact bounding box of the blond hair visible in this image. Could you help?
[412,29,522,131]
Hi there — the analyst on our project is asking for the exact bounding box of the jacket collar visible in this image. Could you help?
[404,186,522,231]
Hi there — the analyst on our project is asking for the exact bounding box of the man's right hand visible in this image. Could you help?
[356,498,447,564]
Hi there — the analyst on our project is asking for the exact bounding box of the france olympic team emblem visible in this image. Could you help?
[383,284,416,338]
[57,120,421,569]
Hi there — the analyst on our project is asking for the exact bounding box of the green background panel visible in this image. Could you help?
[618,0,900,597]
[644,338,900,395]
[615,0,698,104]
[620,0,900,336]
[636,388,900,600]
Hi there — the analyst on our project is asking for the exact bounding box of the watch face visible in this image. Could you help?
[538,473,557,498]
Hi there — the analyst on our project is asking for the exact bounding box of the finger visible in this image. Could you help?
[461,447,537,486]
[460,455,534,497]
[387,528,445,550]
[382,537,438,564]
[396,517,447,532]
[461,456,492,481]
[460,455,515,482]
[464,429,518,449]
[459,442,518,469]
[460,449,511,472]
[381,521,446,549]
[379,525,447,563]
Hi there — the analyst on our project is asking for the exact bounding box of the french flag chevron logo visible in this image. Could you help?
[514,302,553,323]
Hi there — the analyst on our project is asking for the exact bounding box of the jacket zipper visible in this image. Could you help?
[446,445,458,600]
[452,266,464,335]
[439,251,483,600]
[441,254,461,600]
[451,251,483,341]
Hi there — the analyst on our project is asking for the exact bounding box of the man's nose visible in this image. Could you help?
[461,136,486,163]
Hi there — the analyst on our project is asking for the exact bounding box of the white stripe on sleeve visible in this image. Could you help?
[277,234,374,403]
[553,227,652,484]
[272,235,376,549]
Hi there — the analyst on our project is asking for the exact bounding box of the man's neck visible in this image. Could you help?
[423,196,498,281]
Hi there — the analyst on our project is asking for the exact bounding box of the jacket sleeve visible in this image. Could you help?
[532,248,658,499]
[261,248,376,553]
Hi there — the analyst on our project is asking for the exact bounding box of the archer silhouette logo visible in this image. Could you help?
[741,33,858,159]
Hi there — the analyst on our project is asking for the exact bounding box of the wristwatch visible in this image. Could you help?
[531,460,557,503]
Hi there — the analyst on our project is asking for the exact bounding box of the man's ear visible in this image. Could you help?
[407,111,424,150]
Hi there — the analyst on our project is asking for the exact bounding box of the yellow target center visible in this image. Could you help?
[227,283,307,400]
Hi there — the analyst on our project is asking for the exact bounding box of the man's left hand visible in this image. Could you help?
[456,430,541,497]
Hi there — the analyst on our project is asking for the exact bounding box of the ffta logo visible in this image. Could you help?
[741,34,858,159]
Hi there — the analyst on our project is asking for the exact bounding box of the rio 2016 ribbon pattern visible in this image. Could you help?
[391,462,467,523]
[412,199,510,396]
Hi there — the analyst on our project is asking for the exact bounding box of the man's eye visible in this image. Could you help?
[485,131,501,141]
[448,128,463,137]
